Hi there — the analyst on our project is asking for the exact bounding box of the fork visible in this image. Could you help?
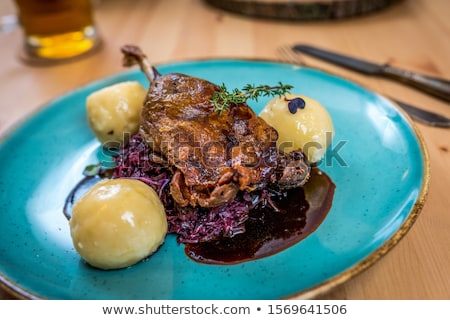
[277,46,450,128]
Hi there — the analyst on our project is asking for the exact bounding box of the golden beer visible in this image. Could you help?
[14,0,101,62]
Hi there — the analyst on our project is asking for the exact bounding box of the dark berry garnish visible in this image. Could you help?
[287,97,306,114]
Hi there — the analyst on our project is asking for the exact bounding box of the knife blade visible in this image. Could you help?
[292,44,450,102]
[390,98,450,128]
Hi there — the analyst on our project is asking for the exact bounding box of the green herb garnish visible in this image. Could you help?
[83,163,103,177]
[211,82,293,115]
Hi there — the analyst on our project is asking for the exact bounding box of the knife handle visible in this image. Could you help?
[382,65,450,102]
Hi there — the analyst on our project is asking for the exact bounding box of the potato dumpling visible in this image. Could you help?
[260,94,334,163]
[86,81,147,146]
[69,178,167,270]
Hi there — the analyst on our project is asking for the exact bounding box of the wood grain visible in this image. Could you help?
[204,0,404,21]
[0,0,449,300]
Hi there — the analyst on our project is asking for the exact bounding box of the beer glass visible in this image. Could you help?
[14,0,102,64]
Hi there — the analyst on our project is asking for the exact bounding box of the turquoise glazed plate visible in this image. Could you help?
[0,60,429,299]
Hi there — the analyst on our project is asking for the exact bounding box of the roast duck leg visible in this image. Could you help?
[120,45,310,209]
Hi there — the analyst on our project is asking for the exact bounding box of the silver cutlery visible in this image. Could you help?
[292,44,450,103]
[277,46,450,128]
[389,99,450,128]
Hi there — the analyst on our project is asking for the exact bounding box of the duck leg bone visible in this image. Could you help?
[120,45,160,82]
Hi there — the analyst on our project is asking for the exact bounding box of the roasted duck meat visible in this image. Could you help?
[121,45,310,208]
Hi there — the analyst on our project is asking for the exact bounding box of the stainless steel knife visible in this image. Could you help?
[292,44,450,102]
[390,98,450,128]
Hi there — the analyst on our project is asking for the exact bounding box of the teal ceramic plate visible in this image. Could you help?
[0,60,429,299]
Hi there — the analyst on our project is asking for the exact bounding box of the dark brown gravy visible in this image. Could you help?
[185,168,335,264]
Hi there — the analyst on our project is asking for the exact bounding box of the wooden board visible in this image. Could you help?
[204,0,404,20]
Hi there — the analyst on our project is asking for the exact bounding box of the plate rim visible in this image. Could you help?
[0,58,430,300]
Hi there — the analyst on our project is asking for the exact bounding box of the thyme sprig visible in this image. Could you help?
[211,82,293,115]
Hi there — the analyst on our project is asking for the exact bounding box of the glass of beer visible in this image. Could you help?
[14,0,102,64]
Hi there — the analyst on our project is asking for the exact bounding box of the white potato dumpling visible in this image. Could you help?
[69,178,167,270]
[86,81,147,146]
[260,94,334,163]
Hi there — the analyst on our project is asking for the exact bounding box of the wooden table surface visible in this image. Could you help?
[1,0,449,300]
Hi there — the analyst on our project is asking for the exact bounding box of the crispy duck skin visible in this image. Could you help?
[121,45,310,208]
